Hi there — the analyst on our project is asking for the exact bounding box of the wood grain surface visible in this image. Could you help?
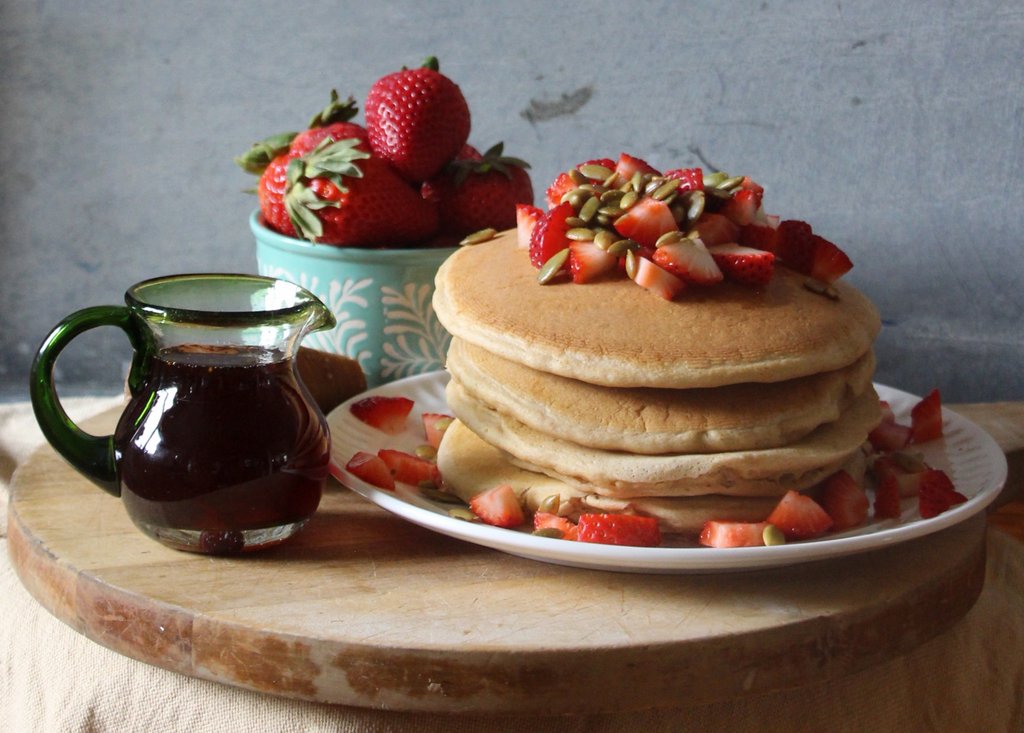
[7,405,1012,714]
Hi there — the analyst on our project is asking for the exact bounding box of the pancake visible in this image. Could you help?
[446,379,881,498]
[436,420,869,535]
[446,337,876,454]
[433,229,881,389]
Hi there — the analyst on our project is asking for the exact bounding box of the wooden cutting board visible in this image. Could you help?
[5,407,1003,714]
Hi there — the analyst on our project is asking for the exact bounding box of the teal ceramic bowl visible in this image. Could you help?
[251,211,458,387]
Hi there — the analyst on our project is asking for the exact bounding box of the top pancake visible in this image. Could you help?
[433,230,881,389]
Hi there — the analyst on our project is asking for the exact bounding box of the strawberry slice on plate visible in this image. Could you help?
[873,475,903,519]
[765,490,833,540]
[377,449,440,486]
[916,469,968,519]
[817,471,870,531]
[350,395,415,434]
[345,451,396,491]
[469,484,525,528]
[533,512,579,540]
[698,520,770,548]
[910,388,944,443]
[421,412,453,450]
[576,513,662,547]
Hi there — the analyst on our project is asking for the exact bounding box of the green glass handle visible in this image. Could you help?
[29,305,151,497]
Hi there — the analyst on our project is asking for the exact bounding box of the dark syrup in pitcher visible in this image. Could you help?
[114,344,330,552]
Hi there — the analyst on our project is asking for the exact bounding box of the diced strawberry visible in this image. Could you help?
[765,490,834,540]
[614,152,660,181]
[345,451,396,491]
[568,241,618,283]
[421,412,453,450]
[910,388,943,443]
[868,420,912,451]
[698,520,769,548]
[873,475,902,519]
[774,220,853,283]
[576,513,662,547]
[529,201,574,268]
[377,448,440,486]
[533,512,579,540]
[577,157,617,180]
[738,176,764,207]
[544,171,575,210]
[651,238,723,285]
[871,455,908,484]
[469,483,525,528]
[720,188,761,226]
[707,243,775,287]
[808,237,854,283]
[690,212,740,247]
[738,223,779,253]
[917,469,967,519]
[878,400,896,425]
[631,256,686,300]
[515,203,543,250]
[350,395,415,435]
[817,471,870,531]
[663,167,704,192]
[613,198,678,248]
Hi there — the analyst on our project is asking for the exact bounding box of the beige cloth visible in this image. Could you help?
[2,397,1022,733]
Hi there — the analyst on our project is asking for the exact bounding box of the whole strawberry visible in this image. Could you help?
[290,90,369,156]
[285,139,439,246]
[365,56,471,182]
[422,142,533,236]
[257,150,300,237]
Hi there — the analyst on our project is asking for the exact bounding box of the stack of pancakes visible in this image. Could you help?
[431,230,882,535]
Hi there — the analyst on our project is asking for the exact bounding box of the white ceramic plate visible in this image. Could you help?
[327,371,1007,573]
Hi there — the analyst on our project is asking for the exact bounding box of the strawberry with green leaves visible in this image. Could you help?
[365,56,471,182]
[421,142,534,237]
[284,139,439,245]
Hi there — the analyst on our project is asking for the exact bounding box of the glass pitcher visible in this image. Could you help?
[30,273,337,554]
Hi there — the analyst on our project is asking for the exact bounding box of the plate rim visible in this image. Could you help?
[327,370,1008,573]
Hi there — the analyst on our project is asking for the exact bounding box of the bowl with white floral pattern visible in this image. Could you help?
[251,211,458,387]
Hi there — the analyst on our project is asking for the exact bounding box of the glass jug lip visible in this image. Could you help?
[125,273,327,326]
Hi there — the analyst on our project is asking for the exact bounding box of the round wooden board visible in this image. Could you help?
[7,408,987,714]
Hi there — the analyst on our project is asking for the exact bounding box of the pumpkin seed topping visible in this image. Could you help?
[537,247,570,284]
[578,196,601,223]
[460,228,497,246]
[579,163,614,180]
[538,494,561,513]
[763,524,786,546]
[533,528,565,539]
[422,487,466,505]
[448,507,478,521]
[414,444,437,460]
[625,249,639,279]
[803,279,841,300]
[566,227,595,241]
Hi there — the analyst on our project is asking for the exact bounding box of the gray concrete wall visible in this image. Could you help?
[1,0,1021,402]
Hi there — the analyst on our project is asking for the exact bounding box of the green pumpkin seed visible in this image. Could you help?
[803,279,840,300]
[459,228,497,246]
[567,227,595,241]
[703,170,727,188]
[625,249,638,279]
[685,190,705,222]
[565,216,586,228]
[568,168,588,184]
[449,507,478,521]
[600,189,625,204]
[594,229,617,249]
[569,190,592,209]
[538,494,561,513]
[620,190,639,210]
[598,205,624,218]
[422,487,466,505]
[579,163,614,180]
[603,172,620,187]
[532,527,565,540]
[890,451,928,473]
[607,238,638,256]
[718,175,745,191]
[763,524,786,546]
[655,230,685,248]
[578,196,601,223]
[414,444,437,460]
[537,247,570,284]
[630,171,644,191]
